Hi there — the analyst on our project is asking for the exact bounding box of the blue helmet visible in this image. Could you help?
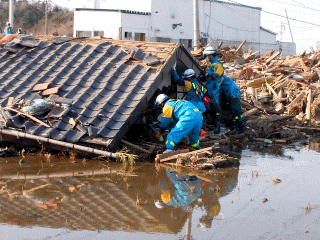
[182,69,196,79]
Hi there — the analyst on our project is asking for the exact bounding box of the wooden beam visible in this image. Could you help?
[121,139,153,154]
[286,90,306,109]
[305,88,312,120]
[235,40,246,54]
[4,107,50,128]
[265,51,281,65]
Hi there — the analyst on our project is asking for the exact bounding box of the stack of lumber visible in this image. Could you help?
[155,146,238,169]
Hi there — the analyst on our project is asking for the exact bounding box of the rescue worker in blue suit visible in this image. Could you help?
[171,67,206,113]
[159,169,202,209]
[155,94,203,154]
[203,46,244,133]
[172,66,208,138]
[4,22,14,34]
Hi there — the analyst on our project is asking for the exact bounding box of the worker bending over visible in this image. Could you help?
[203,46,244,134]
[155,94,203,154]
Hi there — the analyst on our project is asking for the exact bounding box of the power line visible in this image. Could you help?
[225,0,320,28]
[291,0,320,11]
[270,0,320,13]
[205,14,260,32]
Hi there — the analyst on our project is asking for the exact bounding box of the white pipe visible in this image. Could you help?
[9,0,14,28]
[0,129,119,159]
[193,0,200,50]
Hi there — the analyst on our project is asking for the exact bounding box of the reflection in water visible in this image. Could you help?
[0,155,239,236]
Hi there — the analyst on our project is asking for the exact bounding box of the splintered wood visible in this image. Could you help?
[192,41,320,134]
[155,146,238,169]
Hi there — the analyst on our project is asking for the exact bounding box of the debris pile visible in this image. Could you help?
[192,40,320,142]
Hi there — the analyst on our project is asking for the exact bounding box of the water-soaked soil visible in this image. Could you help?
[0,138,320,240]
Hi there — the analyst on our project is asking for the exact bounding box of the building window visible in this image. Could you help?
[134,32,145,41]
[155,37,171,43]
[94,31,104,37]
[124,32,132,39]
[179,39,192,49]
[76,31,92,38]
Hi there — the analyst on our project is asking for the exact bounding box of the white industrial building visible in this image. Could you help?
[73,0,296,56]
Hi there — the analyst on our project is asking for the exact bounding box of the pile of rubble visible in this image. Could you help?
[192,40,320,142]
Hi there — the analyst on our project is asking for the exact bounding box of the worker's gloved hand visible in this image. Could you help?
[172,61,177,71]
[155,131,164,142]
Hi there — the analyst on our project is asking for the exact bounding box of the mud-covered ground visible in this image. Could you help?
[0,138,320,240]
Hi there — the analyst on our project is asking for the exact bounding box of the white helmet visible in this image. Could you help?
[154,94,169,107]
[154,200,164,209]
[203,46,217,57]
[183,69,196,79]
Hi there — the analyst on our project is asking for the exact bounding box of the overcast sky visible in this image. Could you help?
[52,0,320,54]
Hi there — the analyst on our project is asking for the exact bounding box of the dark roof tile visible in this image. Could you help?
[64,129,85,143]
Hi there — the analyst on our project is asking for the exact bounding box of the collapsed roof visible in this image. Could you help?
[0,35,201,152]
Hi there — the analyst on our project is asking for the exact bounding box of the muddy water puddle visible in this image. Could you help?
[0,140,320,240]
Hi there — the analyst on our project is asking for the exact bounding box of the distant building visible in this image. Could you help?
[73,0,296,56]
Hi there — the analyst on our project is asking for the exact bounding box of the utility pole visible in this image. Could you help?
[45,0,48,35]
[285,9,294,43]
[193,0,200,50]
[279,21,285,51]
[9,0,14,27]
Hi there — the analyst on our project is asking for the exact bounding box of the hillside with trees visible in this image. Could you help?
[0,1,73,36]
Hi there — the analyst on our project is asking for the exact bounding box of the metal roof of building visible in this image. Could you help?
[74,8,151,15]
[260,26,277,36]
[0,36,200,151]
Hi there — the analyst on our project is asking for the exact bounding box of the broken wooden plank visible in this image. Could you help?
[286,90,306,109]
[217,41,223,49]
[159,146,216,163]
[259,49,274,60]
[4,107,50,128]
[246,77,274,88]
[243,107,260,117]
[266,82,278,99]
[305,88,312,120]
[265,51,281,65]
[299,57,310,72]
[121,139,154,154]
[7,97,15,107]
[235,40,246,55]
[155,149,189,163]
[200,139,230,147]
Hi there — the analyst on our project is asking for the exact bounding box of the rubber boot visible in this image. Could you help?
[235,119,244,134]
[214,114,221,134]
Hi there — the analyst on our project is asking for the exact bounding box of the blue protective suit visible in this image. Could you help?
[172,70,206,113]
[206,56,243,123]
[160,99,203,150]
[161,170,202,208]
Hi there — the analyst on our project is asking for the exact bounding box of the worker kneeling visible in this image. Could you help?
[155,94,203,154]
